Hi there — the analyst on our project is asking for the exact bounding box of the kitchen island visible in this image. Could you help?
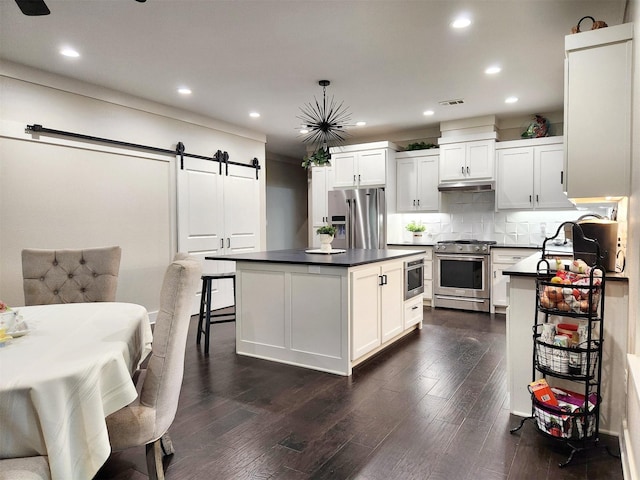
[503,252,628,435]
[206,249,425,376]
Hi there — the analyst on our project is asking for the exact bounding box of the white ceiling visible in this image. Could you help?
[0,0,627,159]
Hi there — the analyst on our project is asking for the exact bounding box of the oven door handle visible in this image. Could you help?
[435,254,487,262]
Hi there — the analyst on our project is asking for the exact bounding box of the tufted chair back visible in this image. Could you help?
[21,247,122,306]
[105,256,201,480]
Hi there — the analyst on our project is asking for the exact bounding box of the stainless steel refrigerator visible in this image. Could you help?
[327,188,386,249]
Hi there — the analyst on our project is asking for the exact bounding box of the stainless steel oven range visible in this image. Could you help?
[433,240,496,312]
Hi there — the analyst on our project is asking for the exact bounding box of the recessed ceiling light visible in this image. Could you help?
[485,66,501,75]
[356,121,366,127]
[505,96,519,104]
[299,128,309,134]
[249,112,260,118]
[177,87,192,95]
[451,17,471,29]
[423,110,435,116]
[60,47,80,58]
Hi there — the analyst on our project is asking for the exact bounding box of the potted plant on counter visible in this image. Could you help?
[316,224,337,252]
[406,221,426,243]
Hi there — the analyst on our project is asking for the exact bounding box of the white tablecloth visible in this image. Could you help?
[0,302,153,480]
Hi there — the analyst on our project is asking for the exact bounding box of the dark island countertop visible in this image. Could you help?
[504,252,628,282]
[205,248,425,267]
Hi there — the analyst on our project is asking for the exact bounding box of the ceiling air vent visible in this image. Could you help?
[438,99,465,106]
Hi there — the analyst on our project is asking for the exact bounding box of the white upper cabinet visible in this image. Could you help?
[439,139,495,182]
[396,150,439,212]
[564,23,633,199]
[330,142,396,188]
[308,166,334,247]
[497,138,574,210]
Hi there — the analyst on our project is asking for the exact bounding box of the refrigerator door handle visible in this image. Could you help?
[351,198,357,247]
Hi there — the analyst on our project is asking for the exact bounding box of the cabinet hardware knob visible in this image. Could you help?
[466,166,470,175]
[560,171,564,184]
[529,195,532,203]
[417,199,420,206]
[412,305,419,310]
[413,199,416,206]
[461,166,464,175]
[536,194,539,203]
[220,238,224,249]
[227,238,230,248]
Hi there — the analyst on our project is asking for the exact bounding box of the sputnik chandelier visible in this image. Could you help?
[297,80,353,150]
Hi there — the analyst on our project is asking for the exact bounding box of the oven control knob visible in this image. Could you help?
[474,246,480,252]
[457,245,462,251]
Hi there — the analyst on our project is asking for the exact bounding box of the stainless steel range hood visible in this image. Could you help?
[438,180,495,192]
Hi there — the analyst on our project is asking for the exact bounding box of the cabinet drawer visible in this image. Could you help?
[404,296,423,329]
[492,249,533,265]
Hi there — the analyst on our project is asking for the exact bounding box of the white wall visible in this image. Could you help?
[0,62,266,313]
[265,152,308,250]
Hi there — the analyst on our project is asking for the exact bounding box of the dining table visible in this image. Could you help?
[0,302,153,480]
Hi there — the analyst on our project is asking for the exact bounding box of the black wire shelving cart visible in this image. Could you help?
[509,221,615,467]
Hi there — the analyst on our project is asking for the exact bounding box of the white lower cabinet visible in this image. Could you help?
[380,262,404,343]
[351,265,383,359]
[351,258,419,361]
[491,248,534,313]
[404,296,423,329]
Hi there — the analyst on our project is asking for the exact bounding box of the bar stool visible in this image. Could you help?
[196,272,236,354]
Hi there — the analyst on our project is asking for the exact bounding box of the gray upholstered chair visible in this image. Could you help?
[21,247,121,305]
[105,256,201,480]
[0,456,51,480]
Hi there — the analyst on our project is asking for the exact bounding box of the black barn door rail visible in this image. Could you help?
[25,124,261,178]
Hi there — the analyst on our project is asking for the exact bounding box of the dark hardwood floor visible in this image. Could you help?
[96,308,623,480]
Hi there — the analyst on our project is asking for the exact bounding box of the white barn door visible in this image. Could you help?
[176,156,231,313]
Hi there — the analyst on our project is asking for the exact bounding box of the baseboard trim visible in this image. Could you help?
[621,420,637,480]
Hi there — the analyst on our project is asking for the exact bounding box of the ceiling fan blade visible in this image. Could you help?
[14,0,50,16]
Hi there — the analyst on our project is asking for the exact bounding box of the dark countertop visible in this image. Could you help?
[205,248,425,267]
[387,242,436,247]
[388,243,544,250]
[504,252,627,282]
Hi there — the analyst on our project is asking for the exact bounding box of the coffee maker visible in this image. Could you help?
[572,218,619,272]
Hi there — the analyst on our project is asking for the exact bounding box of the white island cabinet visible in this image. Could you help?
[206,249,424,376]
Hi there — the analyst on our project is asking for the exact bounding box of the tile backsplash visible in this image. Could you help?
[388,191,616,246]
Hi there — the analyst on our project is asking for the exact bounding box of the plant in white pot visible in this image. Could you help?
[316,225,337,252]
[406,221,426,243]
